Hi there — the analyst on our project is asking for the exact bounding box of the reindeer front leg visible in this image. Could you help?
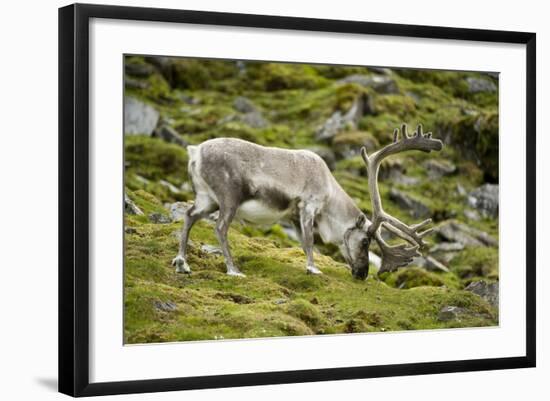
[215,201,246,277]
[299,203,322,275]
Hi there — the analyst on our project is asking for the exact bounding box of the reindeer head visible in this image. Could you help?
[342,214,371,280]
[359,123,443,277]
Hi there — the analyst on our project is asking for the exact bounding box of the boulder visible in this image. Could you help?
[124,97,160,136]
[240,111,268,128]
[464,209,481,221]
[315,111,346,141]
[153,125,188,147]
[438,306,467,322]
[332,131,379,160]
[148,213,172,224]
[378,158,406,181]
[465,280,499,308]
[233,96,257,113]
[466,77,497,93]
[315,94,373,141]
[389,188,430,219]
[385,170,420,187]
[436,220,498,247]
[424,256,450,272]
[423,159,456,179]
[153,300,177,312]
[468,184,499,219]
[124,193,143,215]
[368,66,393,75]
[411,255,449,272]
[338,74,399,94]
[159,179,181,195]
[429,241,464,264]
[430,242,465,253]
[125,78,149,90]
[179,92,200,105]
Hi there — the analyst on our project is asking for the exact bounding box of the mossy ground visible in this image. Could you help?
[124,56,499,343]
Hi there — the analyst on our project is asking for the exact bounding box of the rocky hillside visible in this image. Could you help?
[123,56,499,343]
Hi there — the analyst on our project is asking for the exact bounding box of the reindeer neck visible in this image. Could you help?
[317,182,364,245]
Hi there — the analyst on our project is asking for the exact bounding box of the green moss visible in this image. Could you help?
[449,247,499,282]
[245,62,330,91]
[125,135,188,184]
[382,267,461,290]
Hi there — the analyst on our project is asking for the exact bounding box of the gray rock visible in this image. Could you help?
[430,242,465,253]
[315,94,373,141]
[389,188,430,219]
[125,62,154,78]
[423,159,456,179]
[153,300,177,312]
[456,183,467,197]
[424,256,450,272]
[168,202,192,222]
[159,179,181,194]
[274,298,287,305]
[429,242,464,264]
[386,170,420,186]
[153,125,188,147]
[134,175,149,186]
[124,97,160,136]
[466,77,497,93]
[201,244,223,256]
[307,147,337,171]
[148,213,172,224]
[379,158,406,181]
[438,306,467,321]
[124,193,144,215]
[125,77,149,90]
[464,209,481,221]
[241,111,268,128]
[315,111,345,141]
[338,74,399,94]
[468,184,499,219]
[368,66,393,75]
[485,72,499,80]
[410,255,449,272]
[179,93,200,105]
[465,280,499,308]
[436,221,498,247]
[233,96,257,113]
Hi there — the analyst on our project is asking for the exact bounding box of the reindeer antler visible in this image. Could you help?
[361,123,443,274]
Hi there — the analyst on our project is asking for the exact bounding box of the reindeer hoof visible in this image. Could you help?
[226,269,246,278]
[306,265,323,275]
[172,255,191,274]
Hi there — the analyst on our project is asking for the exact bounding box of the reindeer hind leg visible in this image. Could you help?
[172,193,217,274]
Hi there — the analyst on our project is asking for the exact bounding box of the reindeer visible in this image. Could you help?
[172,124,443,279]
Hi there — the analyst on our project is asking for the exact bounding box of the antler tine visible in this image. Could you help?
[393,128,399,142]
[402,123,409,138]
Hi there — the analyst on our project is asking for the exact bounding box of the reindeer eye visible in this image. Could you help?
[362,238,370,247]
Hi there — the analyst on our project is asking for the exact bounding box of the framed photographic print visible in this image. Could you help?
[58,3,536,397]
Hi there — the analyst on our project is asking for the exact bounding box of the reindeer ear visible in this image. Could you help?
[355,214,367,229]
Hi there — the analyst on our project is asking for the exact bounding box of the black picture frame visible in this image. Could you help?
[58,3,536,397]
